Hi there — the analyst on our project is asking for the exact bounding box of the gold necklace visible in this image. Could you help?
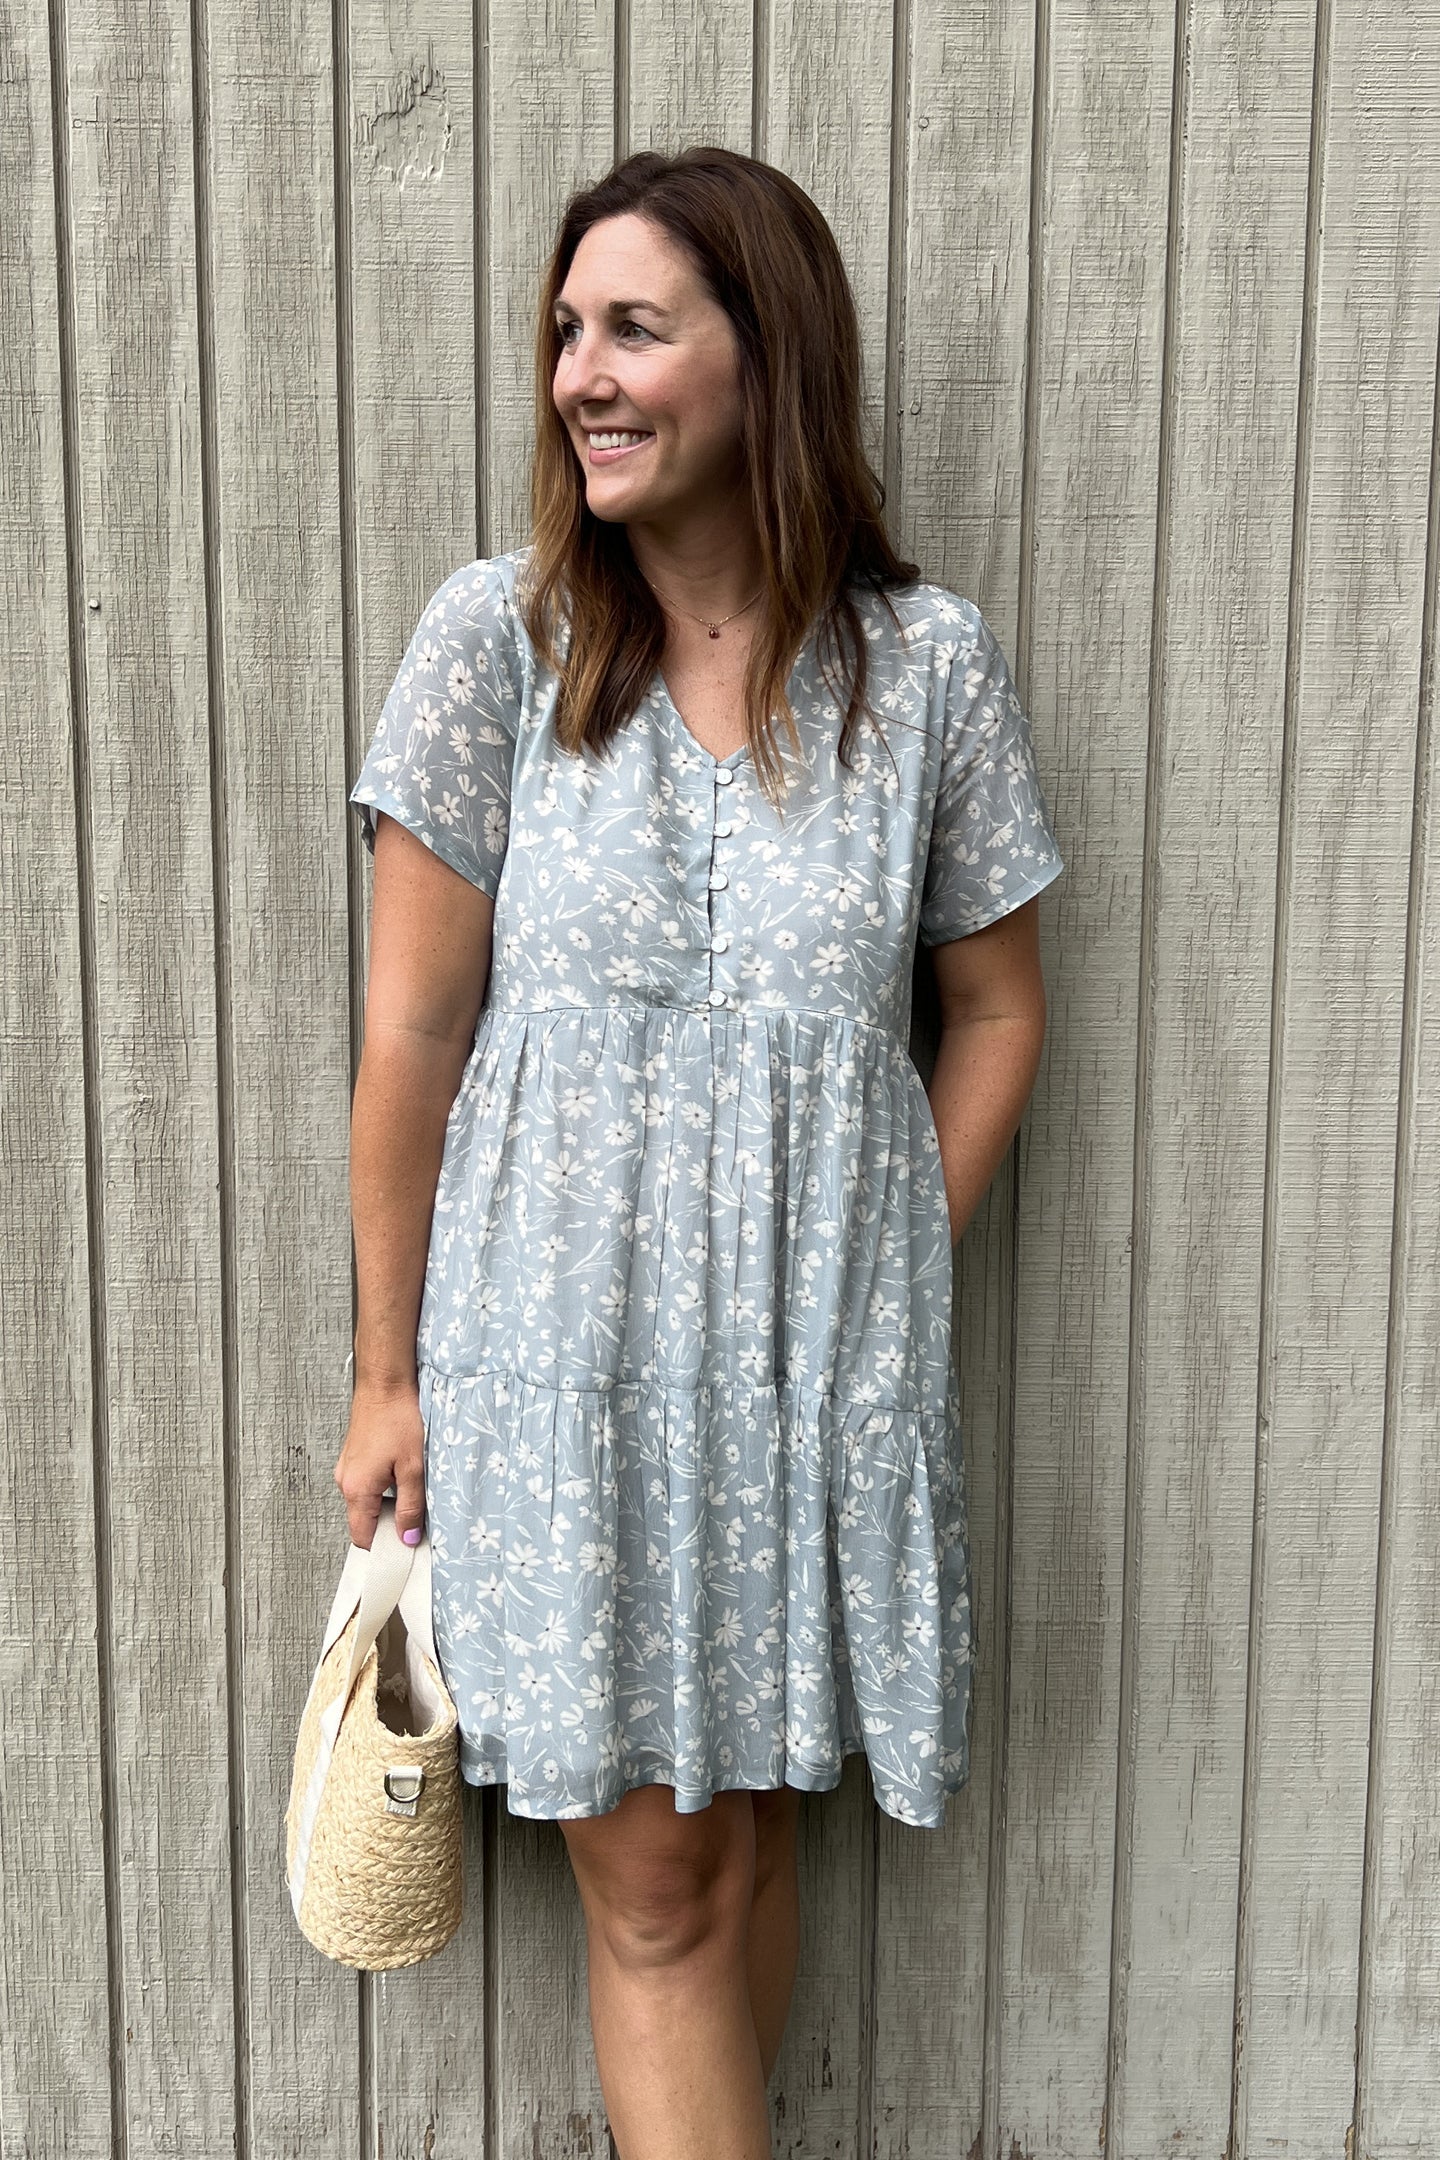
[647,582,765,639]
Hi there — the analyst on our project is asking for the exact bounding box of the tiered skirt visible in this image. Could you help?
[415,1002,976,1828]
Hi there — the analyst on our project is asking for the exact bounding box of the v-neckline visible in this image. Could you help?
[654,671,750,769]
[654,625,816,771]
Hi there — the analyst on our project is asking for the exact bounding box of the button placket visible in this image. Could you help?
[707,766,738,1007]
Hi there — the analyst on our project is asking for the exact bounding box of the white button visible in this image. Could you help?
[716,767,734,785]
[711,934,730,953]
[708,987,727,1006]
[715,823,732,838]
[709,872,728,890]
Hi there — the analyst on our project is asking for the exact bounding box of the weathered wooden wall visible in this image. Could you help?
[4,0,1438,2155]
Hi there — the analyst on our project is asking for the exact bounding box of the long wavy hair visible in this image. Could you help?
[516,146,923,812]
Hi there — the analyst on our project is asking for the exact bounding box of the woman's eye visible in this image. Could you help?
[557,320,649,345]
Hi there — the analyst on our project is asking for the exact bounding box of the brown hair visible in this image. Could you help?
[516,145,922,812]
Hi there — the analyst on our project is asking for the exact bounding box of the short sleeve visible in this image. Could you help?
[349,557,522,899]
[918,607,1065,946]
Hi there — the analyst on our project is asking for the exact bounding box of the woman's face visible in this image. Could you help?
[552,213,749,535]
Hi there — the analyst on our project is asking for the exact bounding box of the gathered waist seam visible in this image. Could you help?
[473,1002,910,1048]
[422,1359,941,1419]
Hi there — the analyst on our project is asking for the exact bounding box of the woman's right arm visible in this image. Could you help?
[335,810,496,1549]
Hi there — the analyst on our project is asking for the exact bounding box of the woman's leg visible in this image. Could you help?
[746,1788,803,2084]
[559,1784,773,2160]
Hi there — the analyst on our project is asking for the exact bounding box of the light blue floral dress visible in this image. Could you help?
[349,546,1063,1827]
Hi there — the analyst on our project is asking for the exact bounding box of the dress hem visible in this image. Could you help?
[457,1737,967,1833]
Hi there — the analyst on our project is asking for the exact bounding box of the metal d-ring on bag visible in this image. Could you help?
[285,1485,463,1969]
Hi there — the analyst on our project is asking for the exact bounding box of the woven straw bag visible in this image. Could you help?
[285,1494,463,1968]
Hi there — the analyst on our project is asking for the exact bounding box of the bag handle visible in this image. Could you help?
[321,1497,440,1741]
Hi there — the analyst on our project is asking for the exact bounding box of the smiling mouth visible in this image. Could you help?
[586,431,655,464]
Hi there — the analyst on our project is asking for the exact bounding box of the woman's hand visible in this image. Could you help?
[333,1379,426,1551]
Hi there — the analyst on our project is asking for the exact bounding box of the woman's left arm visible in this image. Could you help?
[924,896,1051,1246]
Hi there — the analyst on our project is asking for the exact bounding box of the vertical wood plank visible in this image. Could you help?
[1358,387,1440,2160]
[67,0,240,2150]
[1240,6,1440,2155]
[1112,6,1315,2155]
[875,0,1039,2152]
[0,5,112,2155]
[627,0,753,157]
[205,1,357,2152]
[999,1,1176,2153]
[345,7,497,2153]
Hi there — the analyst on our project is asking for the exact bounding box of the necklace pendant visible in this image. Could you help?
[708,625,720,638]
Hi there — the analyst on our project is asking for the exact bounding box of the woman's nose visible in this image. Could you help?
[560,339,618,401]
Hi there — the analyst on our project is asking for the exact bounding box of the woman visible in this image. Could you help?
[337,145,1063,2160]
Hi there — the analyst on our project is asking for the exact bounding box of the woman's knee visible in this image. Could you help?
[559,1784,757,1965]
